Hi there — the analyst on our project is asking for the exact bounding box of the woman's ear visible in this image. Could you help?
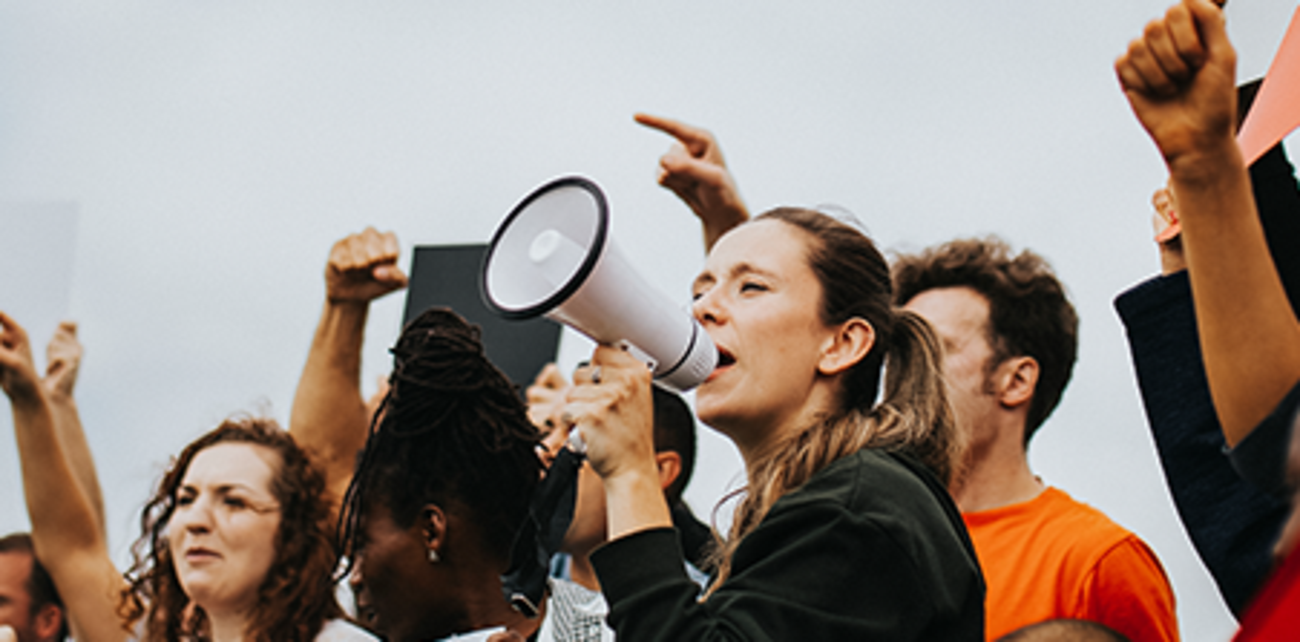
[420,504,448,563]
[818,318,875,376]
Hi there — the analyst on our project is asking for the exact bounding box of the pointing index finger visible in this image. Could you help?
[634,113,711,156]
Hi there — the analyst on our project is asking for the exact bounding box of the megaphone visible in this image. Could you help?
[481,176,717,391]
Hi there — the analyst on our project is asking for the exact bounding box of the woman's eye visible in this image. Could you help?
[176,494,194,506]
[740,282,768,293]
[223,497,247,509]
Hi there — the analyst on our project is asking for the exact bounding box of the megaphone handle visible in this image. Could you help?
[566,430,587,456]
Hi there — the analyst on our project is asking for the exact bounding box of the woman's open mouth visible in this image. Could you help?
[708,348,736,382]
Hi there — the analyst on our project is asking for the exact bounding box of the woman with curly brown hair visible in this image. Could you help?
[0,311,373,642]
[120,418,373,642]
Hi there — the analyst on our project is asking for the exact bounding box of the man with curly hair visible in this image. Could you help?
[894,238,1177,641]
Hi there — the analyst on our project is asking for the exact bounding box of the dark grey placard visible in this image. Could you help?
[402,244,562,391]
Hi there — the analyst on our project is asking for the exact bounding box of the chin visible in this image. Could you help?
[182,582,250,616]
[694,399,740,435]
[695,382,742,424]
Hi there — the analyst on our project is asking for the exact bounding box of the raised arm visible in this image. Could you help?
[40,321,105,534]
[1116,0,1300,446]
[0,312,125,642]
[289,228,407,519]
[634,114,749,251]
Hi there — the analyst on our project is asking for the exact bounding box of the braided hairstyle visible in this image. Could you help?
[340,308,541,566]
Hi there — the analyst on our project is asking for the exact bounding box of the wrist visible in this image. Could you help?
[6,380,50,410]
[1165,138,1244,188]
[42,386,75,405]
[601,459,661,496]
[324,294,373,310]
[699,203,748,225]
[320,299,371,333]
[602,462,673,540]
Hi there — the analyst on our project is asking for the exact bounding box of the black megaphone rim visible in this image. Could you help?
[480,175,610,321]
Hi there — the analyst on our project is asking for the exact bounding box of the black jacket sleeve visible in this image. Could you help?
[1116,272,1289,617]
[1228,381,1300,496]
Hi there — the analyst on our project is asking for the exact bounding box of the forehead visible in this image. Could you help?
[904,286,992,345]
[181,442,280,492]
[702,219,813,277]
[0,551,33,595]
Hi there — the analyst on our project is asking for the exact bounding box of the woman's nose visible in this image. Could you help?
[692,289,723,325]
[176,499,214,533]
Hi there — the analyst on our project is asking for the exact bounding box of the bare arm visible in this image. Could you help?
[634,114,750,251]
[0,312,125,642]
[1117,0,1300,445]
[289,228,407,521]
[40,321,105,534]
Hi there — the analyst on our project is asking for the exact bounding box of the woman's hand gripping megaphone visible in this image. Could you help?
[562,347,659,481]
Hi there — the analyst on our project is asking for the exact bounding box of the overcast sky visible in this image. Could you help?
[2,2,1298,638]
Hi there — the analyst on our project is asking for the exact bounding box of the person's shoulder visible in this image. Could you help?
[1032,487,1165,574]
[774,449,955,527]
[315,619,380,641]
[1037,488,1135,542]
[819,449,939,502]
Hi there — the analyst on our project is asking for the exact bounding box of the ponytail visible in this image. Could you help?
[866,309,961,486]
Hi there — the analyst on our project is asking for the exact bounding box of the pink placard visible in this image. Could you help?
[1238,6,1300,165]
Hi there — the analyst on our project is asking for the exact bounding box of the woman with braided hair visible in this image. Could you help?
[561,208,985,640]
[339,308,543,642]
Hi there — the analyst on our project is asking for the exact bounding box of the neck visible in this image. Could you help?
[449,566,542,640]
[950,419,1044,513]
[732,385,838,477]
[206,607,250,642]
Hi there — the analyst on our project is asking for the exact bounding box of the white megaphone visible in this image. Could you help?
[481,176,717,391]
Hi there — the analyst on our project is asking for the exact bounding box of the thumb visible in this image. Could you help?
[371,264,409,286]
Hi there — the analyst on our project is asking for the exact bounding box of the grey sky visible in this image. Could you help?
[2,2,1297,638]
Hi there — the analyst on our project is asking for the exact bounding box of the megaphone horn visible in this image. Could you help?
[481,176,717,391]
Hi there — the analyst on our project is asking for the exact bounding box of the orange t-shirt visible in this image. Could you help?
[963,487,1179,642]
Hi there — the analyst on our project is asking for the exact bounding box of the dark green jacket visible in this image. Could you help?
[591,449,985,641]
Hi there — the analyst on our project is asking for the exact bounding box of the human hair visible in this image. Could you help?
[0,532,68,641]
[120,417,341,642]
[340,308,541,566]
[892,237,1078,442]
[708,207,959,591]
[651,386,696,506]
[995,619,1131,642]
